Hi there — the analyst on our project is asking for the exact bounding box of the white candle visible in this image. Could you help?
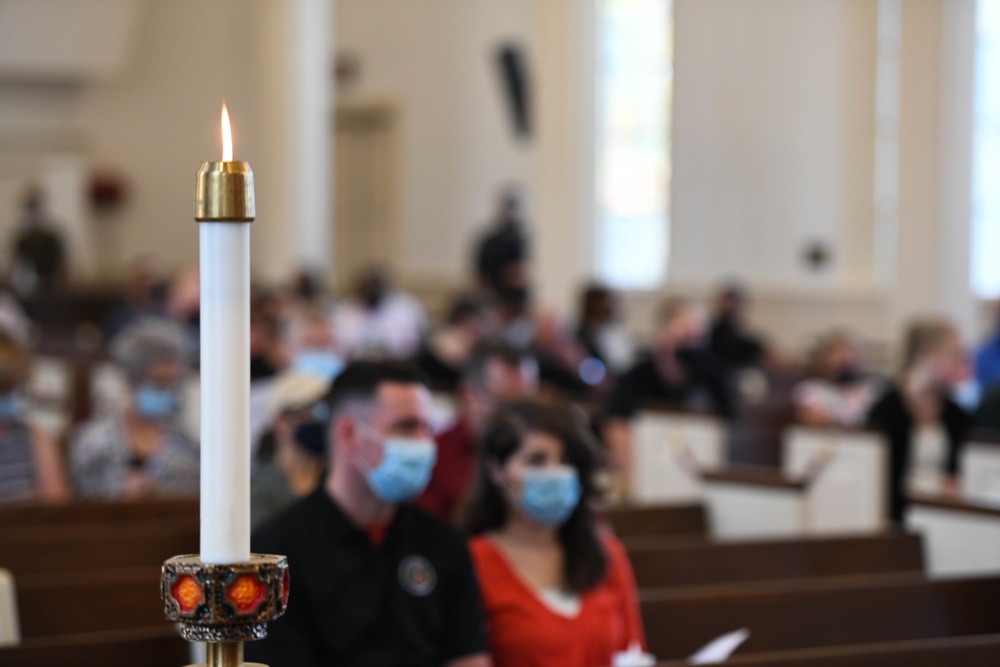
[199,223,250,564]
[198,105,252,564]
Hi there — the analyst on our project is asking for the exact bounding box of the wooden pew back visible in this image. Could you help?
[629,408,725,504]
[0,498,199,529]
[626,533,924,589]
[782,426,888,534]
[0,518,198,576]
[655,634,1000,667]
[15,568,163,639]
[641,575,1000,660]
[961,430,1000,503]
[0,627,187,667]
[604,504,707,539]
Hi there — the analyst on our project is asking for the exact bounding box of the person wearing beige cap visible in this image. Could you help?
[250,370,331,529]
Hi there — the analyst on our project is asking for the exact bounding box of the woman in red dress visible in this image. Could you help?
[464,398,646,667]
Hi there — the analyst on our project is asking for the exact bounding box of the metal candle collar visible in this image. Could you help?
[195,161,255,222]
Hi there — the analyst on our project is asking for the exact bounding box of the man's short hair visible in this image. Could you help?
[462,340,535,390]
[325,360,430,420]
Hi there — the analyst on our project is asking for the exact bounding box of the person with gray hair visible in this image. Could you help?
[69,318,199,499]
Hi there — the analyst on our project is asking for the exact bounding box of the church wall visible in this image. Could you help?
[0,0,983,359]
[334,0,597,309]
[627,0,979,360]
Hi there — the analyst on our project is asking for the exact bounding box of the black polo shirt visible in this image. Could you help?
[244,487,487,667]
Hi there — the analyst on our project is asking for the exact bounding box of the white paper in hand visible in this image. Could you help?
[611,641,656,667]
[687,628,751,664]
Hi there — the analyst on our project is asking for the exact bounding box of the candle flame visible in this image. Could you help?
[221,103,233,161]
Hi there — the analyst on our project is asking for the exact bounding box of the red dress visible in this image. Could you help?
[468,533,646,667]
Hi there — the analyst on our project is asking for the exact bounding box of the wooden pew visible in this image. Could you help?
[0,518,198,576]
[907,493,1000,576]
[628,404,726,504]
[655,634,1000,666]
[641,574,1000,660]
[0,626,187,667]
[625,532,924,589]
[604,504,707,539]
[0,498,198,529]
[702,466,809,538]
[15,568,164,638]
[782,425,888,533]
[961,429,1000,503]
[702,456,887,540]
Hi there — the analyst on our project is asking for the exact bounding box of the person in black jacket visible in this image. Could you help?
[709,284,767,369]
[601,299,733,485]
[474,187,529,299]
[867,320,971,525]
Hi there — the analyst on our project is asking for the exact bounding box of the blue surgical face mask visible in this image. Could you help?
[135,384,178,420]
[292,351,344,381]
[0,392,26,422]
[358,432,437,504]
[517,466,582,526]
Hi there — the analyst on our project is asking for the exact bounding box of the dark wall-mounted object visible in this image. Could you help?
[803,240,833,272]
[495,43,531,140]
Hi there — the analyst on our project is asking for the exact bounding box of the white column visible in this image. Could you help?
[936,0,976,339]
[292,0,333,278]
[252,0,333,284]
[531,0,597,316]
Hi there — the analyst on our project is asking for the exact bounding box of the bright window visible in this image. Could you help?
[972,0,1000,297]
[595,0,673,289]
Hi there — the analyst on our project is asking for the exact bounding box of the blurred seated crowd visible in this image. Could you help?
[4,188,1000,666]
[2,240,999,516]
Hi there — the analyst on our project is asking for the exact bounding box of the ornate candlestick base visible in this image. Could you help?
[162,554,289,667]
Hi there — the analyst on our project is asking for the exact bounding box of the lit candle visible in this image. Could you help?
[196,104,254,564]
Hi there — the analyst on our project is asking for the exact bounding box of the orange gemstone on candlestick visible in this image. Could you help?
[227,574,267,614]
[170,575,203,614]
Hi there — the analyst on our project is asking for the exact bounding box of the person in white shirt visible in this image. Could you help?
[793,331,878,428]
[332,266,427,360]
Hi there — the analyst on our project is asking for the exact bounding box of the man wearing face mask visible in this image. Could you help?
[416,341,539,523]
[69,320,199,499]
[245,361,490,667]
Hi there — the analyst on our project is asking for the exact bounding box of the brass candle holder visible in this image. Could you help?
[160,116,287,666]
[162,554,288,667]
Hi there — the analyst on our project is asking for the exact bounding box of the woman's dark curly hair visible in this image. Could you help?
[463,397,607,593]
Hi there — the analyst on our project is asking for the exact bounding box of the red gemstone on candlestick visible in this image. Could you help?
[170,575,203,614]
[226,574,267,614]
[281,569,290,608]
